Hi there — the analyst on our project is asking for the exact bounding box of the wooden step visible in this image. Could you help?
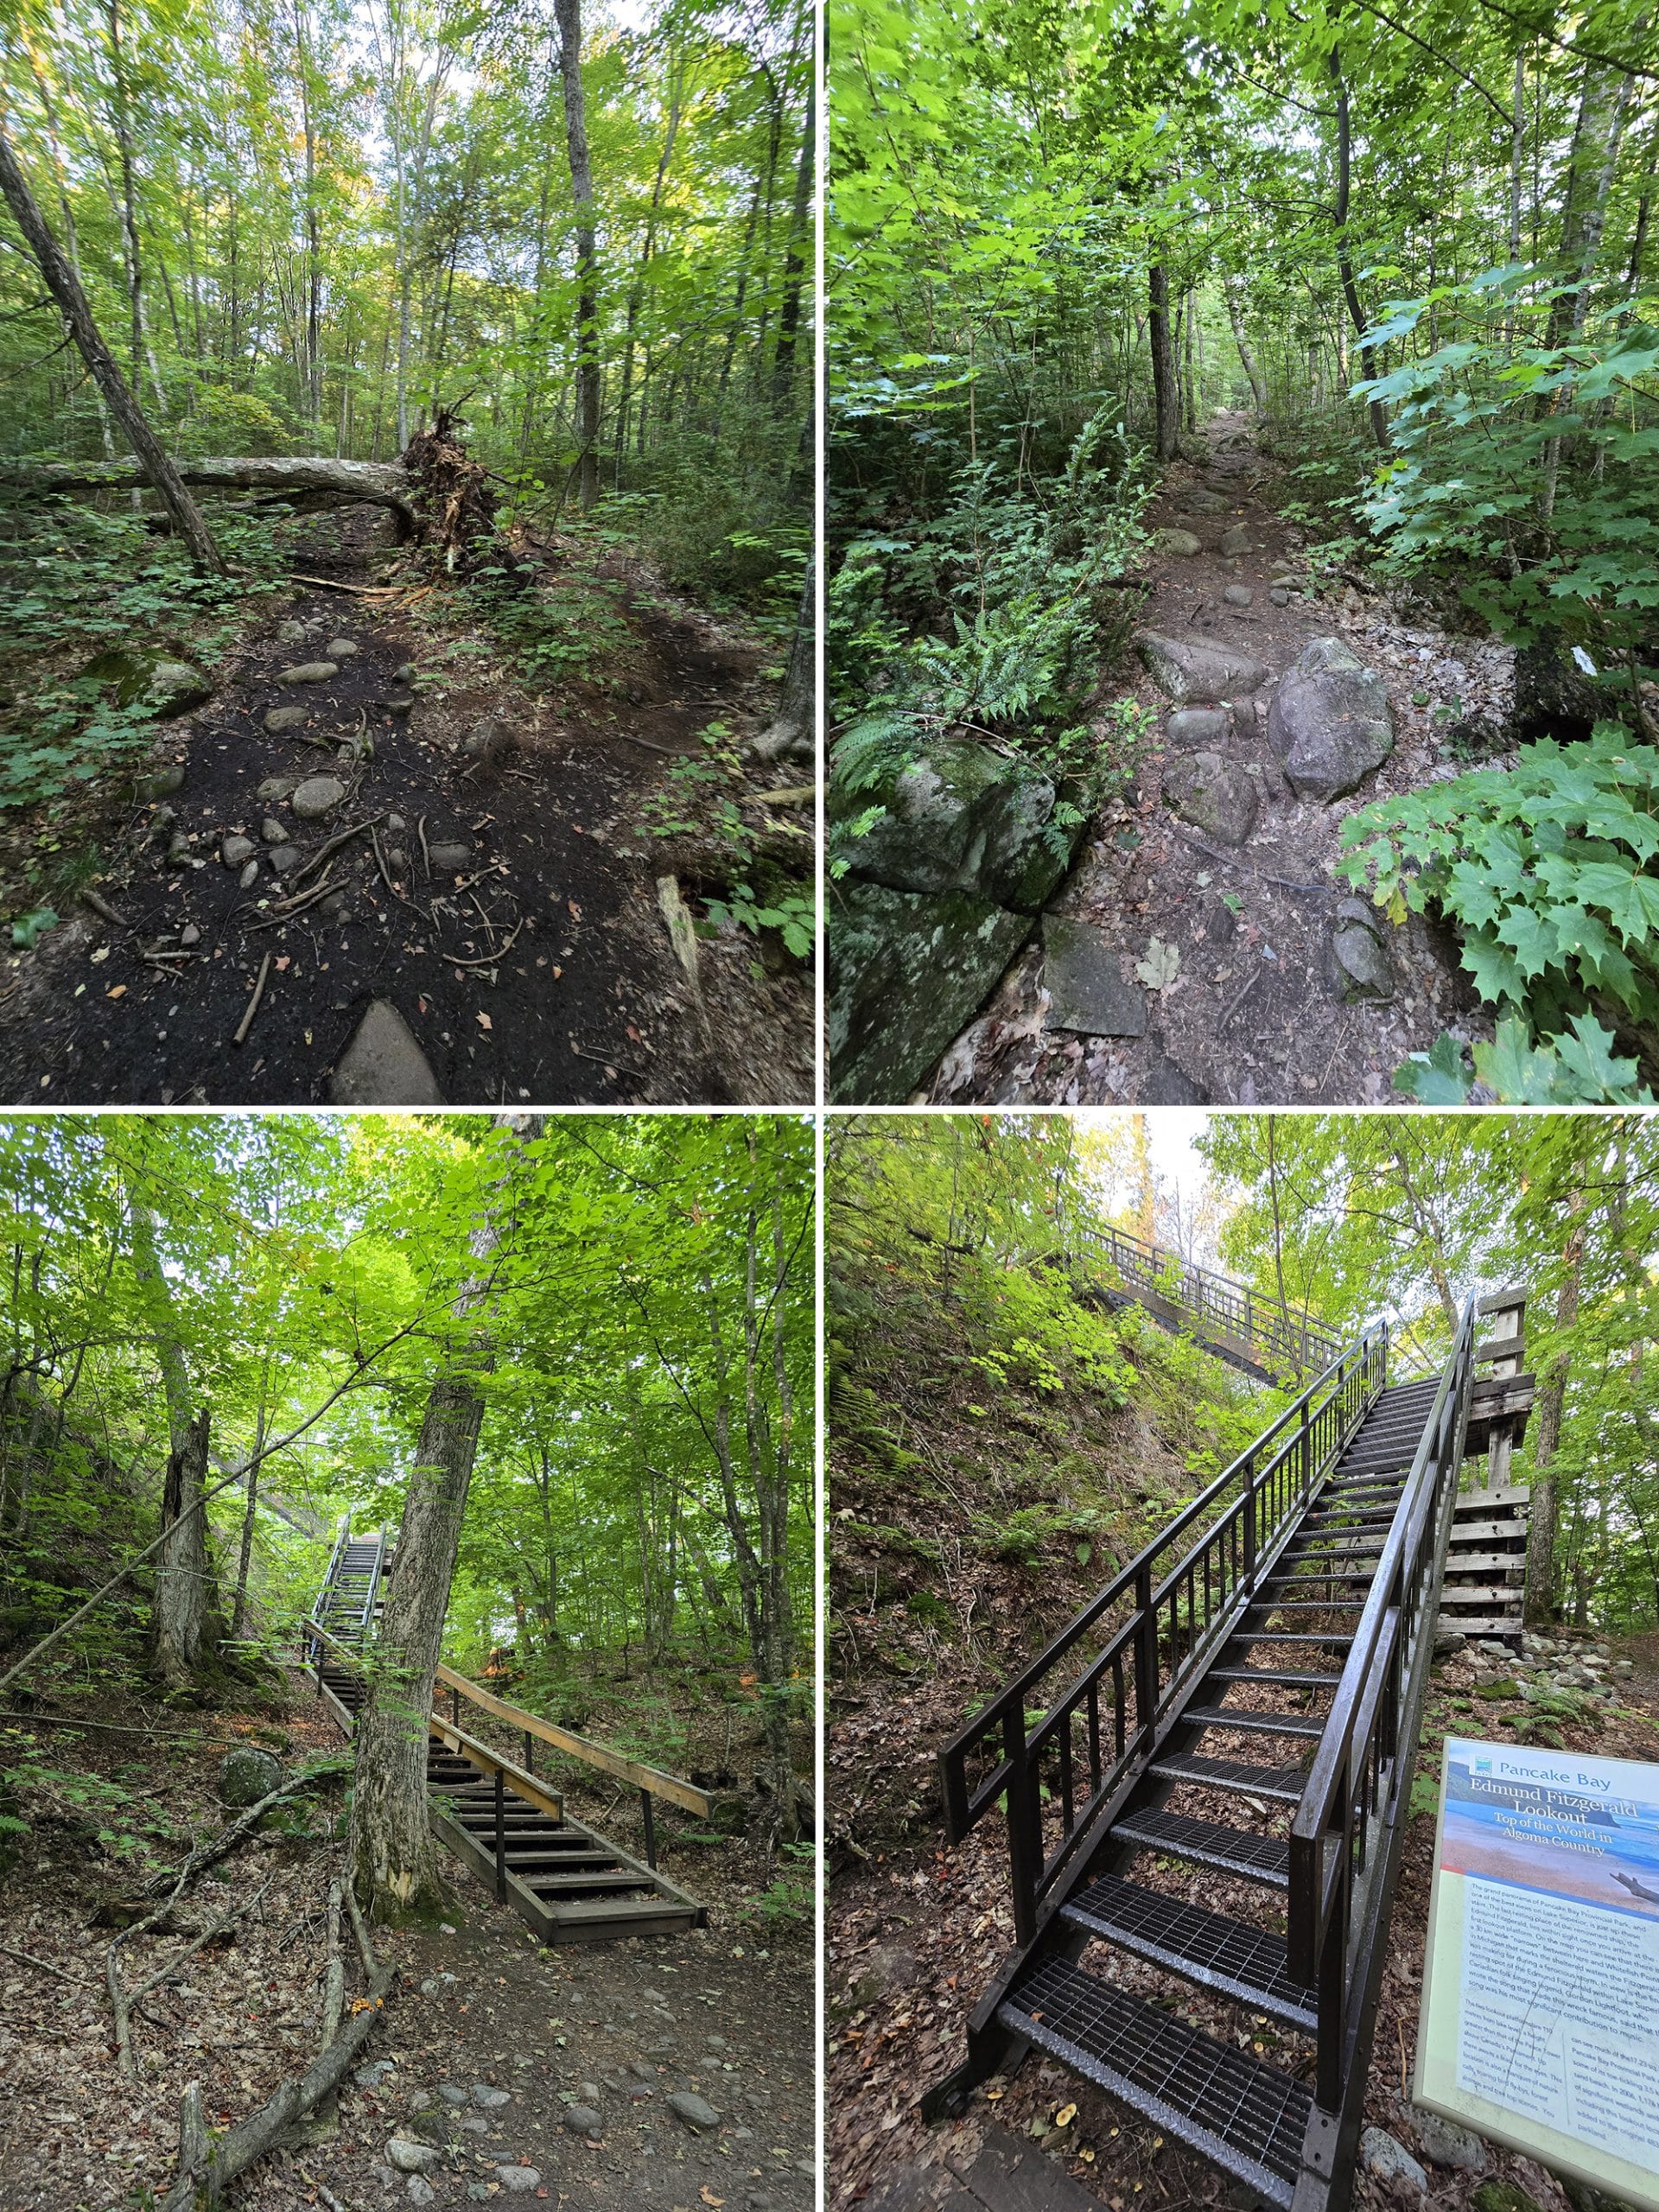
[521,1869,655,1893]
[1437,1615,1522,1636]
[1062,1872,1316,2032]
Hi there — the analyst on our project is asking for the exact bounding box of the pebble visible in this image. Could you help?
[495,2170,541,2196]
[292,775,346,820]
[426,840,471,872]
[460,2116,489,2135]
[387,813,406,832]
[436,2083,468,2107]
[667,2090,721,2132]
[267,844,301,874]
[1270,587,1290,607]
[1223,583,1254,607]
[355,2060,396,2088]
[276,620,308,641]
[167,832,192,863]
[180,924,200,948]
[221,835,256,867]
[394,662,418,682]
[473,2084,511,2108]
[276,661,339,683]
[406,2181,435,2207]
[238,859,261,889]
[261,817,286,842]
[326,638,359,658]
[386,2138,439,2174]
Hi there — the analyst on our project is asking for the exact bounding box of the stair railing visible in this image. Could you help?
[938,1319,1388,1943]
[360,1524,392,1633]
[1287,1294,1480,2116]
[308,1512,351,1669]
[1074,1220,1343,1378]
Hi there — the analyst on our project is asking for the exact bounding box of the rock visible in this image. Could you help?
[473,2085,511,2108]
[461,715,515,769]
[426,841,472,873]
[330,1001,444,1106]
[667,2091,721,2132]
[1558,2177,1638,2212]
[1154,527,1204,556]
[261,818,286,842]
[387,813,405,832]
[1471,2185,1545,2212]
[1434,1630,1467,1660]
[326,638,359,658]
[1218,524,1251,556]
[1267,636,1395,802]
[407,2179,436,2205]
[1161,751,1260,846]
[320,891,348,919]
[267,845,300,874]
[276,661,339,683]
[1183,489,1230,513]
[826,735,1077,911]
[1223,583,1254,607]
[1270,587,1290,607]
[1041,917,1148,1037]
[84,647,211,718]
[264,706,311,734]
[828,881,1033,1103]
[292,776,346,820]
[277,620,307,641]
[564,2106,603,2135]
[1408,2107,1487,2173]
[180,924,200,948]
[238,860,261,890]
[1332,920,1394,1002]
[437,2084,469,2107]
[460,2115,488,2134]
[386,2139,439,2174]
[1136,631,1268,703]
[495,2170,542,2195]
[1166,706,1231,749]
[1141,1051,1207,1103]
[221,835,256,867]
[1360,2127,1427,2199]
[133,764,187,802]
[257,774,302,799]
[1204,897,1236,944]
[395,662,418,682]
[217,1746,282,1808]
[354,2060,395,2088]
[167,833,192,862]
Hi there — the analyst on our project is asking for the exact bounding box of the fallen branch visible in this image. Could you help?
[143,1762,349,1898]
[232,952,272,1047]
[291,816,385,889]
[164,1879,392,2212]
[0,1939,95,1986]
[111,1874,276,2081]
[80,887,126,927]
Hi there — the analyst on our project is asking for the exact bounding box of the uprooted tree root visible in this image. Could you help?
[400,406,520,579]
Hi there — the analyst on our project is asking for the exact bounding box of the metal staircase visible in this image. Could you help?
[305,1521,707,1944]
[1071,1220,1343,1383]
[931,1289,1534,2212]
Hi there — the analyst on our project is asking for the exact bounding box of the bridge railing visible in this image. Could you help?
[1074,1219,1343,1376]
[938,1319,1389,1942]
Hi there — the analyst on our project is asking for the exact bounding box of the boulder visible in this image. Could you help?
[829,735,1077,912]
[291,776,346,820]
[1041,917,1148,1037]
[216,1746,283,1808]
[1166,706,1231,749]
[83,647,211,718]
[828,880,1032,1103]
[1267,636,1395,802]
[1218,523,1251,556]
[1137,632,1268,704]
[1154,527,1203,556]
[1161,751,1260,846]
[330,1001,444,1106]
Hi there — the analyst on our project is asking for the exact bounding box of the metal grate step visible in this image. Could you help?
[1184,1706,1323,1738]
[1114,1808,1290,1886]
[1062,1872,1316,2031]
[1153,1752,1306,1802]
[1001,1957,1311,2207]
[1208,1668,1342,1689]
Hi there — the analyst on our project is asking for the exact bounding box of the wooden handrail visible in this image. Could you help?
[432,1663,712,1817]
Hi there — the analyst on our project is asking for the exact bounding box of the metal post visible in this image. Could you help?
[1134,1560,1157,1740]
[523,1730,534,1776]
[1003,1707,1040,1946]
[493,1767,506,1902]
[1241,1459,1257,1587]
[641,1788,658,1869]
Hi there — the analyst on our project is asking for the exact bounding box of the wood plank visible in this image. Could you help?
[433,1662,711,1815]
[1443,1554,1530,1575]
[1437,1616,1522,1636]
[1475,1335,1525,1365]
[1478,1287,1528,1317]
[1446,1518,1527,1543]
[1455,1484,1531,1509]
[426,1713,565,1823]
[1440,1581,1528,1602]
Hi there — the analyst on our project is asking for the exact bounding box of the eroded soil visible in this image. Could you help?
[0,512,811,1106]
[927,410,1512,1107]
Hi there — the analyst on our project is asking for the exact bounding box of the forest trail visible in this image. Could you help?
[928,412,1518,1108]
[0,511,810,1107]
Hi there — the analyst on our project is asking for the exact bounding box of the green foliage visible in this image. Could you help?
[1338,723,1659,1074]
[1395,1015,1653,1107]
[703,883,816,959]
[460,569,631,690]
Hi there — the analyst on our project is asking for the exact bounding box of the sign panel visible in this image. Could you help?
[1416,1736,1659,2211]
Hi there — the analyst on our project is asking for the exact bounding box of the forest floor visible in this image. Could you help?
[826,1350,1656,2212]
[0,506,811,1106]
[0,1659,814,2212]
[927,409,1511,1107]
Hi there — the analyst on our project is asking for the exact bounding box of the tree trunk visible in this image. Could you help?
[1224,283,1268,414]
[556,0,601,512]
[348,1117,540,1920]
[155,1408,213,1690]
[1526,1188,1584,1625]
[769,81,815,416]
[1147,261,1179,462]
[751,565,814,760]
[1329,51,1389,449]
[0,124,225,575]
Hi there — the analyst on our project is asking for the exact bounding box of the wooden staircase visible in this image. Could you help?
[931,1291,1534,2212]
[1071,1220,1343,1384]
[304,1522,707,1944]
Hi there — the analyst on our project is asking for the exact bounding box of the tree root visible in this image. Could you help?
[164,1868,391,2211]
[109,1874,276,2081]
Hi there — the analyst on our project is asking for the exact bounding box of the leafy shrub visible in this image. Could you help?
[1339,722,1659,1083]
[1395,1014,1653,1105]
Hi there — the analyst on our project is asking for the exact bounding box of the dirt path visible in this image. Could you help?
[0,512,810,1105]
[927,410,1513,1106]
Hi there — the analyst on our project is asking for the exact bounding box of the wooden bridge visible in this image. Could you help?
[302,1517,709,1943]
[930,1289,1535,2212]
[1071,1219,1343,1383]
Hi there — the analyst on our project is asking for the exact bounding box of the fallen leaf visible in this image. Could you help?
[476,1011,493,1031]
[568,899,582,918]
[1135,937,1180,991]
[106,984,127,1000]
[275,956,291,971]
[700,2192,724,2207]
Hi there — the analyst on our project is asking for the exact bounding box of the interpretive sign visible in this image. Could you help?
[1415,1736,1659,2210]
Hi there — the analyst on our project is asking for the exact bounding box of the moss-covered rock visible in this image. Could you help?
[828,879,1033,1103]
[216,1745,283,1808]
[829,735,1078,912]
[1471,2182,1545,2212]
[82,647,212,718]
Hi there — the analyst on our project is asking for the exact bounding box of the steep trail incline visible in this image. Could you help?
[931,412,1515,1107]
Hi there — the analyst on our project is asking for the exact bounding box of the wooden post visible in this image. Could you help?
[523,1729,533,1777]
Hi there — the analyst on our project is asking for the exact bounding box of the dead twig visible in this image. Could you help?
[437,918,524,969]
[416,814,431,880]
[0,1940,95,1986]
[241,875,337,933]
[232,952,273,1047]
[112,1874,276,2081]
[1166,823,1338,899]
[1221,964,1265,1030]
[291,815,385,889]
[80,887,126,927]
[285,574,400,597]
[571,1044,647,1081]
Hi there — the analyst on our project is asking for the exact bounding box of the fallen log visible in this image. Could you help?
[0,455,416,528]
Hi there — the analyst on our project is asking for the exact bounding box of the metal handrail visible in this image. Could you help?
[360,1525,391,1632]
[1074,1219,1343,1376]
[308,1511,351,1669]
[1286,1294,1480,2109]
[938,1319,1389,1939]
